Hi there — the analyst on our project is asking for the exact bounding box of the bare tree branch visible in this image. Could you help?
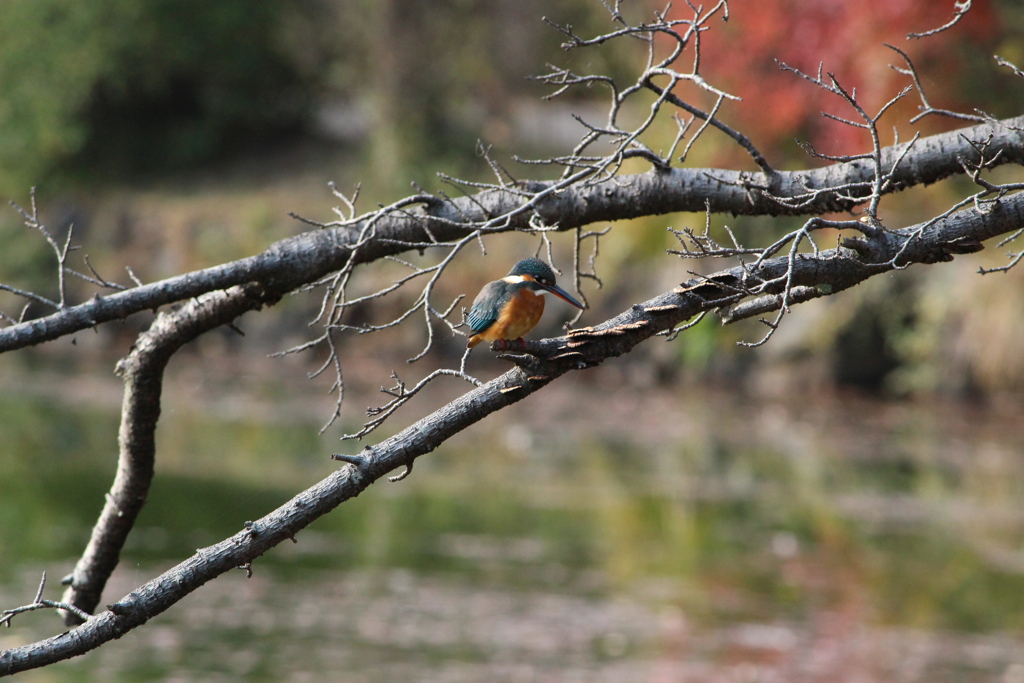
[2,189,1021,674]
[1,573,91,628]
[907,0,972,40]
[1,115,1021,356]
[57,282,281,625]
[887,43,988,124]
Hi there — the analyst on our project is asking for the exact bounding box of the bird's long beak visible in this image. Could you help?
[540,282,586,309]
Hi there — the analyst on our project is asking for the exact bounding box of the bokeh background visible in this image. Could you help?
[2,1,1024,680]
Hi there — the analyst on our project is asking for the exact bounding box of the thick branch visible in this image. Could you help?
[3,188,1022,675]
[57,283,279,626]
[1,116,1021,354]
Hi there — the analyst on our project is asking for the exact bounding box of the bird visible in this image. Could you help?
[466,258,586,349]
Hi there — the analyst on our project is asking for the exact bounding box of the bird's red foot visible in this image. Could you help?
[494,338,526,351]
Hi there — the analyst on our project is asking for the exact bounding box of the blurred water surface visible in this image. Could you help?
[2,373,1024,682]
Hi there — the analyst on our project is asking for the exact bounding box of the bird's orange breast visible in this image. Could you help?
[468,288,545,347]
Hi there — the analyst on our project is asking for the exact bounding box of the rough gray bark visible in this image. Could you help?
[0,116,1020,354]
[58,283,280,624]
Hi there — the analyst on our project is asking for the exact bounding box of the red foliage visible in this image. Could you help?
[666,0,999,163]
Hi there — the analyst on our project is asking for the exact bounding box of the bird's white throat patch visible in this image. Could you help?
[504,274,551,294]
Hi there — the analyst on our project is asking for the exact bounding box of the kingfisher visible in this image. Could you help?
[467,258,586,349]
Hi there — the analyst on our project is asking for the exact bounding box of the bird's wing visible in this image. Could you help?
[467,281,502,335]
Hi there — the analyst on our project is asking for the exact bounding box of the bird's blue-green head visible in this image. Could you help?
[508,258,556,282]
[506,258,585,309]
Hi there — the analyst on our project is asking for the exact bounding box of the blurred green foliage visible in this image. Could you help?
[0,216,54,304]
[0,0,632,196]
[0,0,305,193]
[299,0,638,190]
